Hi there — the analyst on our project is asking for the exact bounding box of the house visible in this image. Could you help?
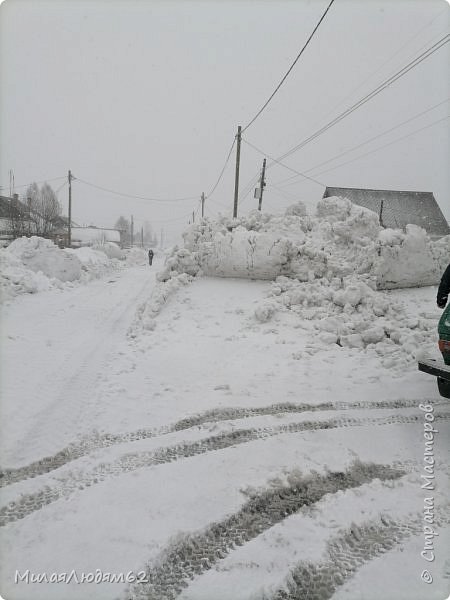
[0,194,32,243]
[322,187,450,239]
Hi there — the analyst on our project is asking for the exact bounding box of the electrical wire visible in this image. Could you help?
[55,180,68,195]
[280,114,450,187]
[275,34,450,163]
[241,0,335,133]
[73,177,199,203]
[274,97,450,187]
[206,137,236,198]
[314,9,448,129]
[241,138,325,186]
[0,176,66,192]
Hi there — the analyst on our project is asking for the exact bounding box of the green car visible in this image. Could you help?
[438,302,450,364]
[419,303,450,398]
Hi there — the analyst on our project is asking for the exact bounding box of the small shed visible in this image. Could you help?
[322,187,450,238]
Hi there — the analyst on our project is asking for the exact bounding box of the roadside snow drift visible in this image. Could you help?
[7,236,81,282]
[173,197,449,289]
[0,236,124,301]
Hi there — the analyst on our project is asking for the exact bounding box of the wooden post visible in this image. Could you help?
[233,125,242,218]
[258,158,266,211]
[201,192,205,218]
[68,170,72,247]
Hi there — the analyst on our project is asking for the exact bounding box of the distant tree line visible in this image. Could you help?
[114,216,158,247]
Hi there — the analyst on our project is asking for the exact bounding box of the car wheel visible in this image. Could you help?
[437,377,450,399]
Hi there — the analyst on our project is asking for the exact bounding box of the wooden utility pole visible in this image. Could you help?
[258,158,266,211]
[201,192,205,218]
[233,125,242,218]
[141,226,144,248]
[130,215,134,247]
[68,170,72,247]
[192,210,195,223]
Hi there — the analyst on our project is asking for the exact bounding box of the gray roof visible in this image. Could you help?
[323,187,450,237]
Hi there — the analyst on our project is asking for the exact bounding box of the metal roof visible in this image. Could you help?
[323,187,450,237]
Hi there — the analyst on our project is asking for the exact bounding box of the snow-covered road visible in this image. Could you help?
[0,266,449,600]
[0,263,158,466]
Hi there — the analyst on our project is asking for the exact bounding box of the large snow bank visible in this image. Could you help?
[0,236,123,301]
[7,236,81,282]
[0,251,55,301]
[174,198,450,290]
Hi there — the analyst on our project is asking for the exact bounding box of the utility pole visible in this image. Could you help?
[68,170,72,247]
[130,215,134,247]
[258,158,266,211]
[160,228,164,249]
[141,226,144,248]
[233,125,242,218]
[201,192,205,218]
[192,210,195,223]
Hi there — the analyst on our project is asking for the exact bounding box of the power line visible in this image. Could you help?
[55,180,69,196]
[279,114,450,189]
[74,177,199,203]
[241,138,325,186]
[274,97,450,188]
[313,9,448,130]
[206,137,236,198]
[0,176,66,192]
[275,34,450,164]
[241,0,335,134]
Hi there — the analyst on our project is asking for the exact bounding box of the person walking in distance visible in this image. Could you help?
[148,249,154,266]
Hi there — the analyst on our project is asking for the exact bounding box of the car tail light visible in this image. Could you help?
[438,339,450,352]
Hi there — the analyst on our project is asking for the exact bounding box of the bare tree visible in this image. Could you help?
[26,182,62,237]
[114,216,131,246]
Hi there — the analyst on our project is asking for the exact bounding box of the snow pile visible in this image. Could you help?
[0,251,55,301]
[128,273,192,336]
[67,246,120,282]
[7,236,82,282]
[178,198,449,289]
[374,225,443,289]
[0,236,124,301]
[92,242,124,260]
[156,247,201,281]
[265,275,437,370]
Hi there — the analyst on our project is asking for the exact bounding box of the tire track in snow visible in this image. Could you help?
[1,413,449,527]
[125,462,404,600]
[0,398,434,488]
[272,510,450,600]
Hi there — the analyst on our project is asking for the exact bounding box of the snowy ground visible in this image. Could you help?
[0,260,449,600]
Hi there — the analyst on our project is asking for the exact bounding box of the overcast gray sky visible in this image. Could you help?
[0,0,449,244]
